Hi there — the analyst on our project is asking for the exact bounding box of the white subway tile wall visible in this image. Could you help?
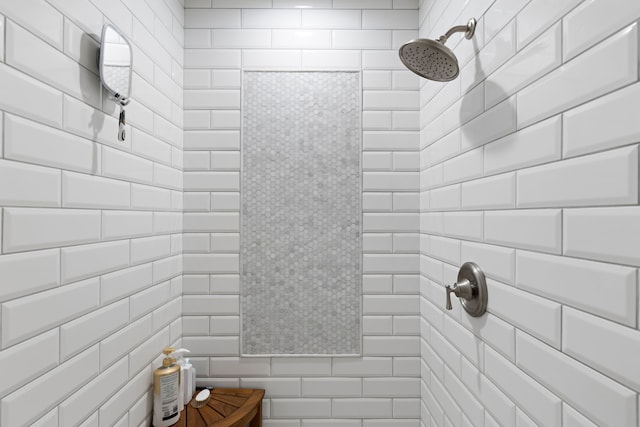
[184,1,420,424]
[0,0,184,426]
[420,1,640,427]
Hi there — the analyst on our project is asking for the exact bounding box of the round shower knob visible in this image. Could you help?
[445,262,487,317]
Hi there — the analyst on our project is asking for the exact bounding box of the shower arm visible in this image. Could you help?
[436,18,477,44]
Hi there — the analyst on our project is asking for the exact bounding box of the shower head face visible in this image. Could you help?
[399,38,459,81]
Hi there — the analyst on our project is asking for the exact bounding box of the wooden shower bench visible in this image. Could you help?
[171,388,264,427]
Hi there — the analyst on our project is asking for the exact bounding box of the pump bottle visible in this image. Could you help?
[153,347,181,427]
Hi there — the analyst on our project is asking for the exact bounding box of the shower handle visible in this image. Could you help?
[445,278,473,310]
[445,262,488,317]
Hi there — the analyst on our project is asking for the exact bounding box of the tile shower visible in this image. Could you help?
[0,0,639,426]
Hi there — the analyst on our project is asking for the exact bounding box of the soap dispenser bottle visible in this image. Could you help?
[171,348,190,411]
[153,347,181,427]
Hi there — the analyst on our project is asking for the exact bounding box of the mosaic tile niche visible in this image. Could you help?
[241,71,362,355]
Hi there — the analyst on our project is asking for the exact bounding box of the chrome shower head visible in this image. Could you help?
[399,18,476,82]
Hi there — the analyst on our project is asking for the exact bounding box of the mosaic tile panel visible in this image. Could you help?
[241,71,362,355]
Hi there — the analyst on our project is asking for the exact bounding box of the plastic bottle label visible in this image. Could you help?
[160,372,179,420]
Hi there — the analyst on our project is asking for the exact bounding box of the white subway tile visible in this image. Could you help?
[0,63,62,128]
[274,0,332,7]
[130,282,171,320]
[442,212,482,242]
[301,49,360,70]
[486,23,561,108]
[332,398,393,419]
[98,365,152,426]
[209,316,240,335]
[365,315,392,335]
[518,146,638,208]
[334,0,391,8]
[443,147,483,185]
[62,172,130,209]
[213,29,271,48]
[363,10,417,29]
[484,116,561,175]
[363,50,407,70]
[333,357,393,377]
[333,30,392,49]
[363,336,420,356]
[210,192,240,211]
[2,277,99,348]
[517,330,637,426]
[131,184,172,210]
[303,378,362,397]
[364,295,419,314]
[428,130,460,166]
[3,208,100,253]
[272,399,331,418]
[516,0,582,49]
[184,212,239,232]
[563,82,640,158]
[392,112,420,131]
[363,71,392,89]
[393,193,419,212]
[211,110,241,129]
[0,329,59,398]
[488,278,561,348]
[564,307,640,392]
[428,184,460,211]
[61,241,129,285]
[185,9,240,28]
[273,30,331,49]
[101,263,153,305]
[563,404,599,427]
[60,299,128,361]
[363,213,418,232]
[364,92,420,111]
[484,346,561,427]
[302,9,360,29]
[0,346,99,427]
[364,132,419,152]
[184,171,240,191]
[184,69,211,88]
[185,49,241,69]
[185,28,211,49]
[461,241,514,285]
[564,0,640,60]
[99,315,153,370]
[0,248,60,303]
[0,159,60,207]
[59,357,129,427]
[428,236,460,265]
[6,21,100,109]
[130,235,171,265]
[364,172,419,191]
[485,209,561,254]
[62,96,124,151]
[184,254,239,274]
[461,21,516,93]
[461,97,516,151]
[101,146,153,184]
[63,19,99,75]
[102,211,152,241]
[517,23,638,128]
[364,152,393,170]
[364,378,420,397]
[243,9,301,29]
[517,250,636,326]
[5,114,96,174]
[211,70,239,89]
[184,130,240,149]
[443,366,484,423]
[564,207,640,266]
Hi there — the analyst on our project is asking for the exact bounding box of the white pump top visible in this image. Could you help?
[171,348,190,366]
